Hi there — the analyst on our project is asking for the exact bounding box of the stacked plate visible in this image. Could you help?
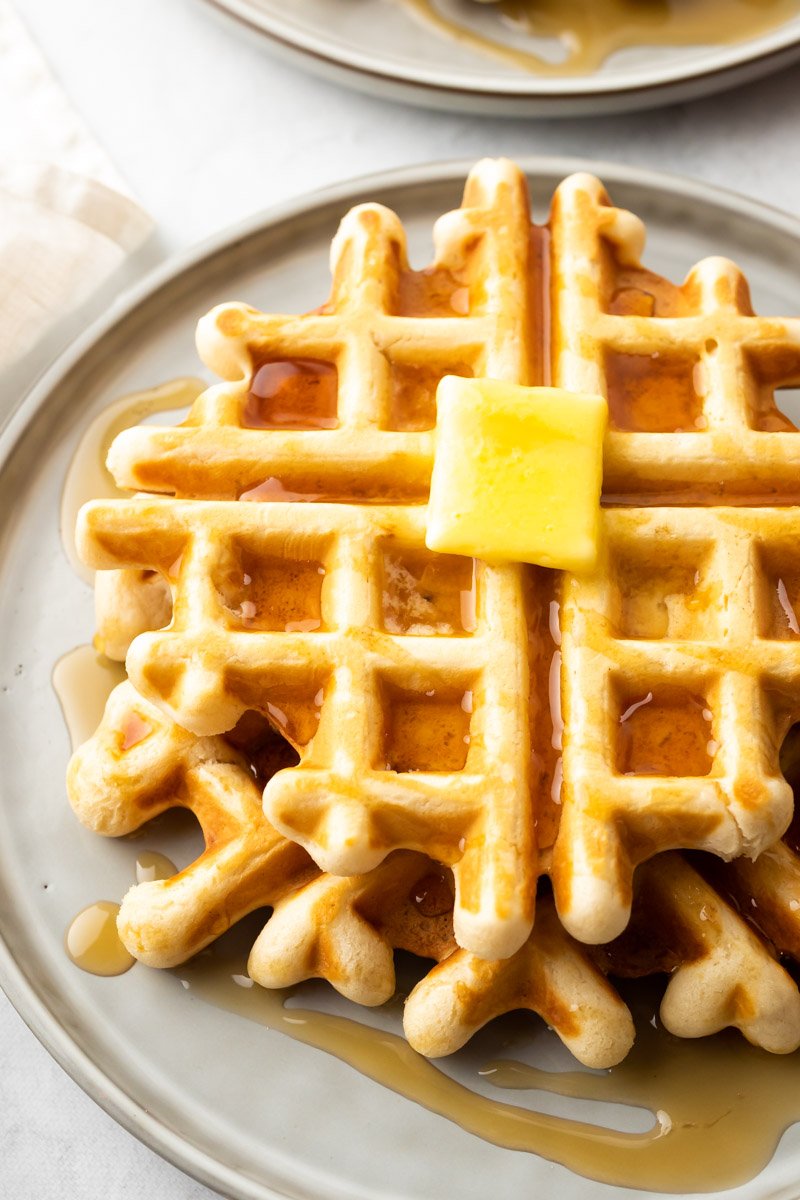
[202,0,800,115]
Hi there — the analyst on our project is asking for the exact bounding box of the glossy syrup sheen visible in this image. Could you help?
[178,933,800,1192]
[64,901,135,977]
[60,377,206,583]
[52,645,126,750]
[605,349,705,432]
[617,686,715,776]
[243,359,338,430]
[402,0,800,76]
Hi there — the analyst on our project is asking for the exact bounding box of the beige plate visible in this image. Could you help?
[200,0,800,116]
[3,160,800,1199]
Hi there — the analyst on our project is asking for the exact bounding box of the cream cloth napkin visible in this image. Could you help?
[0,2,154,408]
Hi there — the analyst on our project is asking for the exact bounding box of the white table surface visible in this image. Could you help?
[4,1,800,1196]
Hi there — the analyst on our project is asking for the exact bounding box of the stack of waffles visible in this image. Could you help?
[68,158,800,1069]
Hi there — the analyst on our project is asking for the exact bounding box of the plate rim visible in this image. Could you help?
[198,0,800,103]
[5,155,800,1200]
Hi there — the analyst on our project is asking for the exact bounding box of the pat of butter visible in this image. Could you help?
[426,377,607,573]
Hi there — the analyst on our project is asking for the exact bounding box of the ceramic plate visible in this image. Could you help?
[4,159,800,1200]
[200,0,800,116]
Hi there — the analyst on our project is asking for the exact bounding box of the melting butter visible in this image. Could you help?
[402,0,800,76]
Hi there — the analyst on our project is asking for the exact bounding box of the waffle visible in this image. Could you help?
[77,159,800,957]
[68,682,311,963]
[94,568,172,662]
[68,683,800,1064]
[68,682,633,1070]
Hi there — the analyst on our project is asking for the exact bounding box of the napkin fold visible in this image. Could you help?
[0,2,154,407]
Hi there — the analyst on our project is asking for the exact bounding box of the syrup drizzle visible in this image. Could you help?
[402,0,800,77]
[52,645,126,750]
[617,686,715,776]
[64,901,135,977]
[57,378,800,1185]
[178,933,800,1192]
[60,377,205,582]
[135,851,178,884]
[243,359,338,430]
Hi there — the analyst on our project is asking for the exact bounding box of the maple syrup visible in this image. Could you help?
[617,685,714,776]
[219,552,325,633]
[239,474,429,505]
[383,685,473,772]
[55,338,800,1186]
[402,0,800,77]
[239,477,323,502]
[60,377,205,582]
[219,686,323,752]
[64,901,135,976]
[178,928,800,1192]
[382,547,477,635]
[135,851,178,884]
[411,869,455,917]
[243,359,338,430]
[748,349,800,431]
[388,361,472,432]
[607,262,692,318]
[225,709,301,785]
[614,550,710,640]
[395,266,470,318]
[527,571,563,849]
[52,644,126,750]
[605,349,704,433]
[262,696,322,748]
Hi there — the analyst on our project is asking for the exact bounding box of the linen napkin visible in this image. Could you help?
[0,2,154,413]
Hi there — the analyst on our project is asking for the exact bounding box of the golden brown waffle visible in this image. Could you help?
[68,683,800,1064]
[550,171,800,502]
[69,682,633,1069]
[556,504,799,942]
[94,568,172,661]
[78,159,800,956]
[79,160,540,962]
[593,852,800,1054]
[68,682,311,964]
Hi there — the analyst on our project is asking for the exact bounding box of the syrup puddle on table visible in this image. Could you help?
[176,923,800,1193]
[60,376,205,582]
[403,0,800,76]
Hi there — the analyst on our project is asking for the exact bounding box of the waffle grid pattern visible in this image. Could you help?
[106,161,539,500]
[550,172,800,501]
[80,161,543,962]
[555,505,800,942]
[81,497,535,958]
[79,159,800,956]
